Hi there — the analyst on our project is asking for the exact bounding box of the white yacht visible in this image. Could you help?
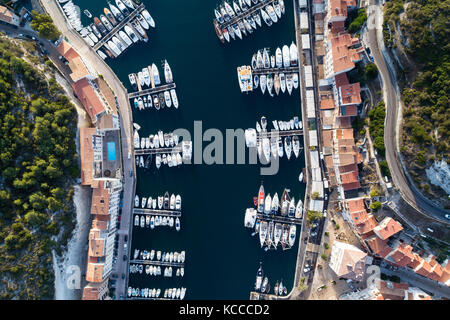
[151,63,161,85]
[170,89,179,108]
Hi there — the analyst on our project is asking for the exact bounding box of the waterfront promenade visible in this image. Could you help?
[40,0,135,299]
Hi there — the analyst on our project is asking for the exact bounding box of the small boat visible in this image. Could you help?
[233,1,242,15]
[119,30,132,47]
[274,1,282,19]
[150,216,155,229]
[293,73,299,89]
[175,195,181,211]
[251,54,257,70]
[134,214,139,226]
[122,0,135,10]
[124,25,139,43]
[155,154,161,169]
[266,5,278,23]
[159,92,165,108]
[142,67,151,87]
[255,263,263,291]
[104,8,117,26]
[256,50,263,69]
[274,73,280,95]
[163,192,169,210]
[254,75,259,88]
[94,17,108,36]
[295,199,303,218]
[175,217,180,231]
[263,49,270,68]
[257,184,265,213]
[293,135,301,158]
[299,171,304,183]
[259,220,268,248]
[264,194,271,214]
[153,94,160,110]
[267,74,273,96]
[84,9,92,18]
[164,91,172,107]
[284,136,292,160]
[170,89,179,109]
[214,8,224,24]
[289,225,296,247]
[271,192,279,214]
[286,74,293,95]
[134,195,139,207]
[270,55,275,68]
[137,14,149,30]
[288,198,296,217]
[220,6,230,22]
[141,9,155,28]
[261,116,267,131]
[100,14,113,31]
[266,221,274,247]
[109,2,124,22]
[115,0,130,16]
[261,277,269,293]
[224,1,235,17]
[282,45,290,68]
[260,9,272,26]
[272,120,279,131]
[128,74,137,90]
[140,216,145,228]
[260,75,266,94]
[290,42,298,66]
[151,64,161,86]
[137,71,145,87]
[280,73,286,93]
[274,223,282,247]
[170,194,176,210]
[253,12,262,27]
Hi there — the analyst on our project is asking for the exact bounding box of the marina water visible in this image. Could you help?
[76,0,305,299]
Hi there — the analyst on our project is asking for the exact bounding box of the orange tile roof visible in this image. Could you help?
[322,130,334,148]
[86,262,104,283]
[335,128,354,140]
[356,215,377,235]
[82,285,101,300]
[329,33,362,74]
[337,116,352,128]
[339,163,358,174]
[330,0,347,18]
[347,198,365,214]
[91,184,110,215]
[325,155,334,169]
[340,83,362,105]
[339,153,357,166]
[373,217,404,240]
[339,104,358,117]
[335,73,349,87]
[72,78,105,123]
[386,243,414,267]
[320,97,335,109]
[79,127,97,186]
[57,40,89,81]
[366,236,390,255]
[88,229,105,257]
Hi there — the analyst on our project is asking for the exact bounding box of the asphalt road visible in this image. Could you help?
[365,1,450,224]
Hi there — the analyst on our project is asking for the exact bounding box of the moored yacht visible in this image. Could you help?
[141,9,155,28]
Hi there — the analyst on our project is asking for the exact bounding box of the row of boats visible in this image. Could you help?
[214,0,286,43]
[255,185,303,217]
[130,61,179,110]
[130,264,185,277]
[134,215,181,231]
[134,249,186,263]
[254,265,287,295]
[134,192,181,211]
[127,287,186,300]
[252,45,298,70]
[134,130,180,149]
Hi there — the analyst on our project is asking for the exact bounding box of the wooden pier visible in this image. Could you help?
[252,66,299,75]
[130,260,185,268]
[128,83,176,99]
[133,208,181,217]
[134,145,182,156]
[217,0,277,29]
[93,3,145,51]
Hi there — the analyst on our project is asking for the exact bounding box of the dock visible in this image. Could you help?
[217,0,277,29]
[249,291,278,300]
[256,213,302,225]
[93,3,145,51]
[134,145,182,156]
[128,83,176,99]
[252,66,299,75]
[133,208,181,218]
[256,129,304,140]
[130,260,185,268]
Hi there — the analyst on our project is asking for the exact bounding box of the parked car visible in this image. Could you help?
[122,255,127,261]
[124,235,128,242]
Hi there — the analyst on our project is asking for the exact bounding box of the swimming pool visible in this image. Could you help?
[107,142,116,161]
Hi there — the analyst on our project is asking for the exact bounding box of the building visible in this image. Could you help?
[0,5,20,26]
[329,241,367,281]
[56,40,90,82]
[340,280,432,300]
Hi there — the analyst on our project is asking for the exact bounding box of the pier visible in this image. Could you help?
[256,129,304,140]
[130,260,185,268]
[93,3,145,51]
[252,66,299,75]
[133,208,181,218]
[256,213,302,225]
[249,291,278,300]
[134,145,182,156]
[128,83,176,99]
[217,0,277,29]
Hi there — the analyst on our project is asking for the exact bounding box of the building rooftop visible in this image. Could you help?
[72,78,105,123]
[79,128,97,186]
[329,241,367,281]
[57,40,89,81]
[373,217,404,240]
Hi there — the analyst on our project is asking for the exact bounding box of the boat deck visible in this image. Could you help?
[128,82,176,99]
[93,3,145,51]
[252,66,299,75]
[133,208,181,217]
[217,0,277,29]
[130,259,185,268]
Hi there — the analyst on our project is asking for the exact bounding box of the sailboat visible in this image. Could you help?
[255,264,264,291]
[259,220,268,248]
[274,223,282,247]
[263,194,271,214]
[271,192,279,214]
[289,225,297,247]
[284,136,292,160]
[260,75,266,94]
[257,184,265,213]
[293,135,301,158]
[280,73,286,93]
[295,199,303,219]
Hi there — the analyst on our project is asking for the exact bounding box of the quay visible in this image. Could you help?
[130,260,185,268]
[217,0,277,29]
[256,213,302,225]
[249,291,277,300]
[256,129,304,139]
[128,83,176,99]
[93,3,145,51]
[133,208,181,217]
[134,145,182,156]
[252,66,299,75]
[128,297,174,301]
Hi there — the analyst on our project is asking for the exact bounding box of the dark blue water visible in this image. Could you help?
[76,0,304,299]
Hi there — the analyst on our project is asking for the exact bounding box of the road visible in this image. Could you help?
[40,0,136,299]
[364,1,450,224]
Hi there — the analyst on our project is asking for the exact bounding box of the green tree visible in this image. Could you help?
[30,11,61,40]
[370,201,382,212]
[365,63,379,80]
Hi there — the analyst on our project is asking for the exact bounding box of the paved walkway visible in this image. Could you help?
[40,0,136,299]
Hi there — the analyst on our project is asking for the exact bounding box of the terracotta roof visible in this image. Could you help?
[330,20,346,34]
[337,116,352,128]
[373,217,403,240]
[320,97,335,109]
[82,285,101,300]
[339,104,358,117]
[79,128,97,186]
[324,155,334,169]
[339,82,362,105]
[386,243,414,267]
[339,163,358,173]
[322,130,334,148]
[344,0,357,6]
[72,78,105,123]
[94,77,118,116]
[366,236,390,256]
[91,183,110,215]
[329,0,347,18]
[347,198,365,214]
[329,33,362,74]
[339,153,357,166]
[88,229,105,257]
[57,40,89,81]
[335,73,349,87]
[356,214,377,235]
[335,128,354,140]
[86,262,104,283]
